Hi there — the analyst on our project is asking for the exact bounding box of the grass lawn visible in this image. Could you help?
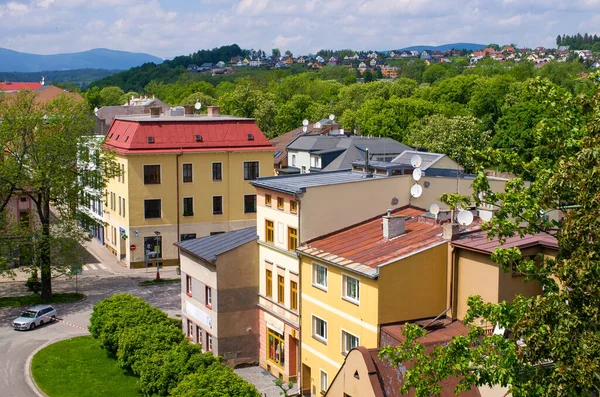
[0,293,84,308]
[138,278,179,286]
[32,336,140,397]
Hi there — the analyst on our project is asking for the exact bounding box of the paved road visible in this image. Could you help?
[0,274,181,397]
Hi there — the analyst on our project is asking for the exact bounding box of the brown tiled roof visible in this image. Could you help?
[451,230,558,254]
[298,206,445,277]
[381,319,470,348]
[351,346,481,396]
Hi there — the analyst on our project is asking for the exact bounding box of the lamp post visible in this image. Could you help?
[153,231,161,280]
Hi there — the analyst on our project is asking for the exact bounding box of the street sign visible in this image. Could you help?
[130,244,136,251]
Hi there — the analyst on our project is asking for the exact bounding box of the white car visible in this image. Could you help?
[12,305,57,330]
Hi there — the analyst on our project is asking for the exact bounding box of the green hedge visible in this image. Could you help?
[89,293,260,397]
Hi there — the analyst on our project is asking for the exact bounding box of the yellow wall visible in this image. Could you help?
[377,242,448,324]
[455,249,500,321]
[300,255,379,397]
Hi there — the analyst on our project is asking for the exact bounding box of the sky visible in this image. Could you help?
[0,0,599,58]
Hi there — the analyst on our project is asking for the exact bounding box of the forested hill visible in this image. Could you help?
[89,44,249,92]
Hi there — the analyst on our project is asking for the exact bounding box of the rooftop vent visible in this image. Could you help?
[184,106,194,116]
[195,134,203,142]
[207,106,221,116]
[150,107,161,118]
[248,134,254,141]
[147,136,155,143]
[115,135,120,140]
[383,209,405,240]
[124,136,129,142]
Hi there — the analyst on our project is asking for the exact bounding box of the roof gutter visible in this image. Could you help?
[297,249,379,279]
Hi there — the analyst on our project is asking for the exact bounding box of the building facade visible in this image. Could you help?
[176,227,259,367]
[102,106,274,268]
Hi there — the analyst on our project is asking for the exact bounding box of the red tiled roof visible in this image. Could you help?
[451,230,558,254]
[103,118,275,154]
[299,207,445,274]
[0,82,43,91]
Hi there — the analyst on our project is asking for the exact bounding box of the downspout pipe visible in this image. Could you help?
[295,191,303,390]
[176,149,183,262]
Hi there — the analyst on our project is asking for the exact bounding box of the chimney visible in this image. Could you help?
[364,148,373,178]
[442,223,460,240]
[150,107,161,118]
[383,210,405,240]
[183,106,194,116]
[207,106,221,116]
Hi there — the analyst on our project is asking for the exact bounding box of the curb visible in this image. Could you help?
[25,333,88,397]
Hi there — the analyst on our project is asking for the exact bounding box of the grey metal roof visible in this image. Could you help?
[251,169,385,194]
[322,144,363,171]
[351,137,411,154]
[174,227,257,263]
[287,136,341,151]
[391,150,447,170]
[351,159,411,170]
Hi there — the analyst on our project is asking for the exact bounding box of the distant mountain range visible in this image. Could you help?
[391,43,487,53]
[0,48,163,73]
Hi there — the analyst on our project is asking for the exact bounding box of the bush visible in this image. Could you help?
[26,277,41,293]
[117,322,184,374]
[89,293,171,356]
[137,341,220,396]
[170,362,261,397]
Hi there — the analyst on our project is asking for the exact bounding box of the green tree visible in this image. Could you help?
[0,92,117,300]
[98,86,125,106]
[363,70,374,82]
[380,76,596,397]
[178,92,215,110]
[275,94,312,133]
[272,48,281,58]
[406,114,491,171]
[468,75,516,130]
[171,362,261,397]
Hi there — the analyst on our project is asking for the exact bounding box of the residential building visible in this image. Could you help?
[381,65,399,78]
[102,106,274,268]
[95,96,170,134]
[286,136,411,174]
[449,230,558,322]
[297,207,463,396]
[0,79,43,92]
[176,227,259,367]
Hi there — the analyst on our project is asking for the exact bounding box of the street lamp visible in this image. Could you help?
[153,231,161,280]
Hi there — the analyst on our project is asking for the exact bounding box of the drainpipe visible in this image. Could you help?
[176,149,183,263]
[295,191,303,391]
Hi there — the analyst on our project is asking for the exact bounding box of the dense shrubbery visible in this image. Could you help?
[89,293,259,397]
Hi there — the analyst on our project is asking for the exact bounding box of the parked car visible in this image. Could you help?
[12,305,56,331]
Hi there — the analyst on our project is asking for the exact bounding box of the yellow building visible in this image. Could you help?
[103,106,274,268]
[297,207,455,396]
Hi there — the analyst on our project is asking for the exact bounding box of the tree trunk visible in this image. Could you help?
[39,193,52,302]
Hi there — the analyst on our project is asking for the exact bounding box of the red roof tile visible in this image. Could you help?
[103,118,275,154]
[451,230,558,254]
[0,82,43,91]
[300,207,445,273]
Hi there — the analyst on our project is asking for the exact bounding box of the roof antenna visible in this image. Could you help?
[40,76,45,86]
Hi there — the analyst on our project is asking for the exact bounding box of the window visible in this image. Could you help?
[265,194,272,207]
[313,264,328,289]
[244,194,257,213]
[186,275,192,296]
[243,161,259,180]
[144,236,162,259]
[144,199,161,219]
[205,286,212,308]
[212,196,223,215]
[277,197,284,210]
[291,154,296,166]
[301,166,306,174]
[188,320,194,341]
[121,164,125,183]
[288,227,298,251]
[342,274,360,303]
[290,200,298,214]
[267,328,285,368]
[143,165,161,184]
[19,211,30,226]
[265,220,274,243]
[212,163,222,182]
[118,195,121,215]
[207,334,213,352]
[182,163,193,183]
[313,316,327,343]
[278,275,285,304]
[180,233,196,241]
[320,370,328,393]
[196,326,202,346]
[122,198,126,217]
[183,197,194,216]
[266,269,273,298]
[290,281,298,311]
[342,330,359,355]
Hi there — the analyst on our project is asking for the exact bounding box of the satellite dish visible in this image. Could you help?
[429,204,440,215]
[410,154,422,168]
[410,184,423,198]
[194,101,202,110]
[457,210,474,226]
[412,168,422,181]
[329,114,335,121]
[302,119,309,126]
[94,107,99,114]
[315,122,322,129]
[302,126,308,133]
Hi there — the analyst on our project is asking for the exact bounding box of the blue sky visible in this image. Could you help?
[0,0,598,58]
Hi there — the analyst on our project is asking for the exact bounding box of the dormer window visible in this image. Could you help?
[247,134,254,141]
[195,134,202,142]
[147,136,155,143]
[124,136,129,142]
[109,133,114,139]
[115,135,120,140]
